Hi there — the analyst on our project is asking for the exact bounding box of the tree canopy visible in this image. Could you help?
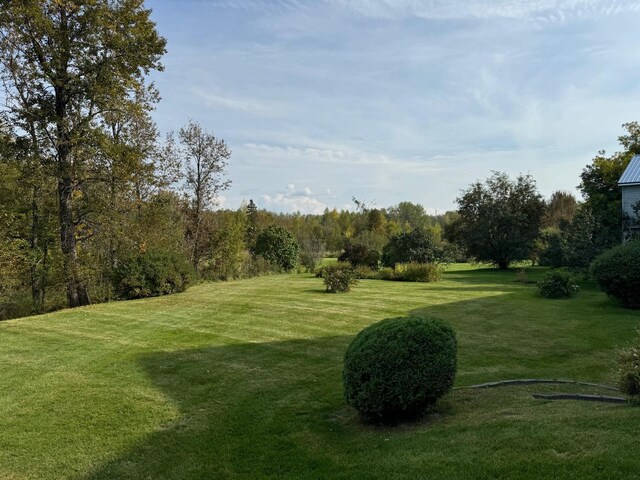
[0,0,166,307]
[447,172,544,269]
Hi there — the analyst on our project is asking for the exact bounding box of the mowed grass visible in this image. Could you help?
[1,265,639,479]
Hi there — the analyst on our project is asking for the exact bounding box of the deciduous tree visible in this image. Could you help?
[0,0,166,307]
[448,172,544,269]
[177,120,231,273]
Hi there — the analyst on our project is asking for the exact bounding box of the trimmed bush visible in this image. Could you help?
[343,316,457,423]
[537,270,580,299]
[590,240,640,308]
[255,225,299,272]
[322,262,359,293]
[113,251,194,299]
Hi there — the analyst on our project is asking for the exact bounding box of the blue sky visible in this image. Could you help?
[147,0,640,214]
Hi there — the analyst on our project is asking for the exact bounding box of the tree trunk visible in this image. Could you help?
[29,185,42,310]
[192,209,201,275]
[58,178,90,307]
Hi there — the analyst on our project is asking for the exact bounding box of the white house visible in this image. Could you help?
[619,154,640,241]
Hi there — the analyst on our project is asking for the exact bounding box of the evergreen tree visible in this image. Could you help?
[245,199,259,251]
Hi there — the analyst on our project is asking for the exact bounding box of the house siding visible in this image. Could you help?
[622,185,640,219]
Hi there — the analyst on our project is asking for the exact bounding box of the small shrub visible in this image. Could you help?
[353,265,375,279]
[514,269,528,283]
[536,270,580,299]
[343,316,457,424]
[394,262,442,282]
[590,240,640,308]
[618,342,640,398]
[113,251,194,300]
[322,262,359,293]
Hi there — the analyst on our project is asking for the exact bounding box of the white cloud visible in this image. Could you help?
[262,191,328,214]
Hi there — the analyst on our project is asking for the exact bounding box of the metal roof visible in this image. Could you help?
[619,154,640,185]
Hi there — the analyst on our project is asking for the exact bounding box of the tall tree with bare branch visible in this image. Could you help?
[0,0,166,307]
[177,120,231,274]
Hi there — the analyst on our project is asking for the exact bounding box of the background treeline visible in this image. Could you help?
[2,116,639,320]
[1,1,639,320]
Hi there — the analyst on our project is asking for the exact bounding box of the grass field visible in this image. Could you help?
[1,265,639,479]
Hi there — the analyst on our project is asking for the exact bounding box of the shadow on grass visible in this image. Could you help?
[421,285,529,293]
[83,269,627,480]
[303,288,332,294]
[85,335,357,480]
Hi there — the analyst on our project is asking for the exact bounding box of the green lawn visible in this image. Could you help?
[1,265,639,479]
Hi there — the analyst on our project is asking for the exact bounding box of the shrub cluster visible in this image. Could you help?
[343,316,457,423]
[113,251,194,300]
[618,342,640,398]
[590,240,640,308]
[369,263,442,282]
[338,243,380,269]
[393,262,442,282]
[376,267,396,281]
[321,262,359,293]
[537,270,580,299]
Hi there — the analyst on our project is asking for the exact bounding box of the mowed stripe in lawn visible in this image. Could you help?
[1,266,639,479]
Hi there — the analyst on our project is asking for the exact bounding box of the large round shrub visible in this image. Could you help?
[254,225,299,272]
[591,240,640,308]
[343,316,457,423]
[536,270,579,299]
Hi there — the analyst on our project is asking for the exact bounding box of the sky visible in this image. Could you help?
[146,0,640,214]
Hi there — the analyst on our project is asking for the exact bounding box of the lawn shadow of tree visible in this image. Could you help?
[83,279,632,480]
[85,335,359,480]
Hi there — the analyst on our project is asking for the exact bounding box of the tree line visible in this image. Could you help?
[1,1,637,320]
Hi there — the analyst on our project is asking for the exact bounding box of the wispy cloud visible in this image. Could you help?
[206,0,640,21]
[191,87,285,116]
[243,143,444,172]
[149,0,640,213]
